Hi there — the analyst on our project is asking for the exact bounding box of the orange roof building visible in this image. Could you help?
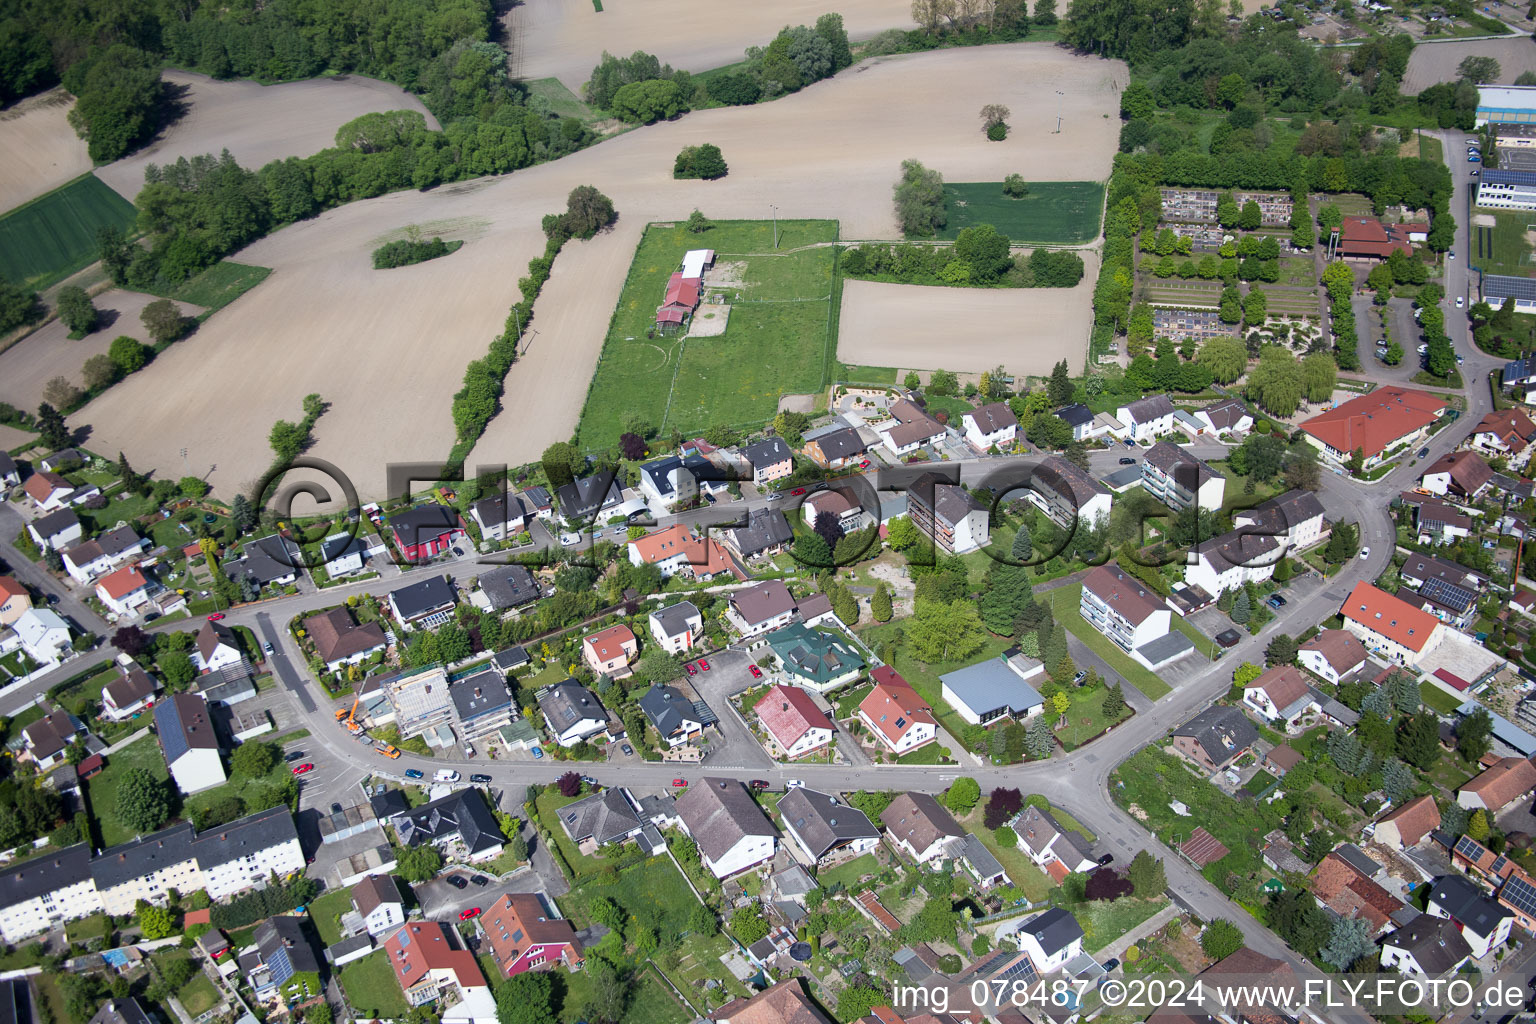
[857,666,937,755]
[754,684,833,760]
[1458,756,1536,813]
[581,624,638,679]
[1373,794,1440,850]
[628,525,742,581]
[382,921,493,1012]
[1300,387,1446,465]
[480,893,582,978]
[1340,581,1445,667]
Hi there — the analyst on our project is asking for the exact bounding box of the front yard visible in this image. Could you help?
[1075,895,1170,953]
[338,950,409,1019]
[1043,584,1173,699]
[856,621,1015,753]
[816,852,880,890]
[1053,683,1134,750]
[957,809,1055,903]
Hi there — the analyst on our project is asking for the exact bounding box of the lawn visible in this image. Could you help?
[0,650,39,679]
[1469,210,1536,279]
[1054,684,1134,750]
[50,665,121,715]
[627,967,692,1024]
[1074,896,1169,953]
[339,950,409,1019]
[1042,584,1173,700]
[665,931,753,1009]
[153,950,220,1017]
[151,261,272,314]
[307,888,355,945]
[817,852,879,889]
[575,219,837,451]
[958,810,1054,903]
[856,621,1016,753]
[535,790,612,881]
[524,77,594,119]
[835,363,898,385]
[1419,133,1444,165]
[931,181,1105,244]
[86,735,172,847]
[1420,681,1464,715]
[1277,258,1316,287]
[556,857,701,938]
[0,173,138,288]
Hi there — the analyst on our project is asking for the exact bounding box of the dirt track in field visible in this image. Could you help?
[94,72,440,200]
[1402,37,1536,91]
[71,45,1124,503]
[0,89,93,214]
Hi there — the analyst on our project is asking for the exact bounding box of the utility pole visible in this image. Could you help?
[770,204,780,250]
[510,307,523,348]
[1054,90,1065,134]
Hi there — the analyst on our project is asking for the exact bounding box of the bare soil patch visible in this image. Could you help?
[0,291,203,412]
[0,423,35,449]
[72,44,1123,502]
[506,0,916,91]
[0,89,92,214]
[1403,37,1536,91]
[95,72,440,200]
[837,274,1098,375]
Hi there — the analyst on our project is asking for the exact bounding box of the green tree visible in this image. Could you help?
[496,971,555,1024]
[871,583,893,622]
[838,986,885,1023]
[108,335,150,374]
[978,562,1033,635]
[1102,683,1126,718]
[136,900,176,939]
[1458,55,1501,83]
[944,777,981,814]
[1012,522,1032,562]
[1127,850,1166,896]
[1321,916,1375,971]
[395,843,443,882]
[1197,336,1248,384]
[1026,714,1054,758]
[1265,634,1297,667]
[1201,919,1244,960]
[1003,173,1028,198]
[1458,707,1494,763]
[673,143,728,180]
[1048,358,1074,405]
[141,299,188,343]
[1397,711,1441,771]
[906,599,986,663]
[1468,808,1491,841]
[1231,589,1252,625]
[56,286,98,335]
[954,224,1013,283]
[731,905,769,945]
[82,354,120,391]
[117,768,171,833]
[229,740,277,777]
[893,159,946,237]
[541,441,583,489]
[686,209,712,233]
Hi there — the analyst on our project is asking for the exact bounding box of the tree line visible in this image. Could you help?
[842,235,1084,288]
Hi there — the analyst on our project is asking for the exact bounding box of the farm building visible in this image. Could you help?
[655,249,714,332]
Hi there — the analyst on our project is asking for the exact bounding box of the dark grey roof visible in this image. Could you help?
[640,456,687,498]
[812,427,867,461]
[651,602,701,639]
[1172,705,1258,763]
[155,692,219,764]
[387,505,461,547]
[0,843,92,905]
[554,473,623,519]
[1386,914,1471,975]
[1035,455,1110,506]
[478,565,540,610]
[908,472,987,527]
[638,685,697,737]
[1200,398,1252,430]
[369,789,410,819]
[0,452,13,478]
[960,833,1006,879]
[229,534,299,585]
[1485,275,1536,303]
[320,531,366,563]
[492,646,530,671]
[537,679,605,730]
[726,508,795,558]
[388,576,456,620]
[1400,552,1488,592]
[1142,441,1218,489]
[394,787,503,856]
[40,448,82,470]
[1135,631,1195,664]
[1057,404,1093,427]
[674,777,775,862]
[30,508,79,539]
[1020,907,1084,957]
[87,998,154,1024]
[778,788,879,859]
[520,485,552,510]
[471,493,525,528]
[448,668,512,722]
[324,934,374,963]
[255,916,323,977]
[1196,527,1282,574]
[742,437,793,468]
[1429,874,1512,935]
[1122,393,1176,424]
[557,788,643,845]
[90,806,299,890]
[1335,843,1381,879]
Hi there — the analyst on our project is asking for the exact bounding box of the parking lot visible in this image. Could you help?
[682,647,776,770]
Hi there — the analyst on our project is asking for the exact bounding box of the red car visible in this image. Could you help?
[790,488,806,496]
[672,778,688,787]
[459,907,482,921]
[292,763,314,776]
[684,663,697,677]
[858,459,871,469]
[749,665,763,679]
[697,659,710,671]
[207,613,226,621]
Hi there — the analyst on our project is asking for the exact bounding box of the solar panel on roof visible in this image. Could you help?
[1492,856,1509,874]
[1455,835,1485,861]
[1485,275,1536,303]
[1503,875,1536,918]
[1420,577,1477,610]
[999,957,1038,983]
[1483,168,1536,188]
[975,951,1015,975]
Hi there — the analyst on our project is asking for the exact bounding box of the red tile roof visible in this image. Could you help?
[1338,216,1417,258]
[1310,852,1401,932]
[583,624,636,663]
[383,921,486,993]
[1461,756,1536,811]
[0,576,25,601]
[1245,664,1312,711]
[664,272,701,309]
[755,685,828,749]
[23,471,68,502]
[1377,794,1440,847]
[1301,387,1446,459]
[1475,408,1536,449]
[859,668,936,747]
[1341,581,1441,653]
[96,564,147,600]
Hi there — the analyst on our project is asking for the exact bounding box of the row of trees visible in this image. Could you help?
[842,233,1084,288]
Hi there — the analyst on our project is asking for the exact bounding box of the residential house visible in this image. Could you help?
[1183,527,1282,597]
[1171,705,1257,773]
[1497,871,1536,933]
[39,449,83,472]
[26,508,81,552]
[1230,488,1328,554]
[674,778,777,878]
[1373,795,1441,851]
[225,534,301,589]
[155,693,226,795]
[765,623,865,693]
[557,788,644,854]
[0,453,15,488]
[638,456,693,510]
[24,471,95,512]
[1468,408,1536,469]
[1297,629,1369,685]
[1027,456,1112,529]
[481,893,583,978]
[1400,552,1485,628]
[628,525,738,580]
[477,565,541,612]
[880,792,963,865]
[728,582,797,636]
[1195,398,1255,436]
[305,607,388,673]
[712,979,832,1024]
[803,487,870,535]
[1241,665,1321,731]
[1309,851,1404,936]
[0,578,27,628]
[388,505,465,563]
[250,916,324,1004]
[875,399,947,456]
[1057,403,1100,442]
[388,576,457,631]
[1338,216,1419,260]
[581,624,638,679]
[448,668,515,741]
[722,508,794,562]
[1428,874,1514,958]
[1012,805,1097,883]
[382,921,497,1022]
[96,564,153,617]
[1417,500,1473,545]
[88,999,155,1024]
[379,665,454,738]
[741,437,795,486]
[21,710,84,769]
[519,486,553,520]
[62,525,147,584]
[1380,914,1473,977]
[351,874,405,936]
[1114,394,1177,441]
[648,602,702,655]
[857,666,937,755]
[1340,581,1446,668]
[639,686,704,748]
[536,680,609,748]
[906,473,989,554]
[1420,450,1494,500]
[778,787,880,866]
[14,609,70,664]
[962,403,1018,451]
[1080,564,1172,656]
[940,657,1044,726]
[1003,908,1085,973]
[1458,756,1536,812]
[319,532,369,578]
[101,668,158,721]
[954,833,1010,891]
[755,684,834,760]
[193,620,243,673]
[803,427,868,470]
[469,494,527,542]
[1400,552,1489,595]
[1140,442,1225,512]
[393,788,505,861]
[1300,387,1446,467]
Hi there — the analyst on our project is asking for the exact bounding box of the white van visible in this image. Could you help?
[434,769,461,784]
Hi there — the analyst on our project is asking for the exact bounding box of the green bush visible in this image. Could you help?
[372,236,461,269]
[673,143,728,180]
[987,122,1008,141]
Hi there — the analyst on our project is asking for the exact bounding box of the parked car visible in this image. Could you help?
[580,775,599,787]
[448,876,467,889]
[263,642,274,655]
[331,802,344,814]
[459,907,481,920]
[452,546,463,556]
[292,763,314,776]
[766,492,784,501]
[1449,251,1456,260]
[748,780,770,790]
[1471,169,1480,177]
[749,665,763,679]
[620,743,634,755]
[1118,457,1136,465]
[1417,447,1430,458]
[858,460,871,469]
[697,659,710,671]
[531,747,544,759]
[558,532,582,546]
[207,613,225,621]
[787,779,805,789]
[790,487,807,496]
[469,773,492,784]
[1102,958,1121,973]
[1097,853,1114,865]
[1468,153,1481,162]
[1359,547,1371,559]
[471,875,489,886]
[284,750,305,762]
[685,663,697,677]
[672,778,688,787]
[377,744,401,759]
[1072,670,1088,685]
[1266,594,1287,609]
[405,768,424,779]
[1456,296,1465,308]
[434,769,461,783]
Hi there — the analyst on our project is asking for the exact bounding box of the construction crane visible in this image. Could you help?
[337,693,364,734]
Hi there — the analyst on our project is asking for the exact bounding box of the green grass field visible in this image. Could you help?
[152,261,272,314]
[556,857,701,937]
[575,219,837,450]
[525,77,595,120]
[1419,133,1444,165]
[835,363,897,385]
[1471,210,1536,279]
[931,181,1105,244]
[0,174,137,288]
[339,950,409,1018]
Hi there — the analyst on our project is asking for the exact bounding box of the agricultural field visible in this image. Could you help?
[0,88,92,214]
[1143,280,1222,308]
[933,181,1105,244]
[1402,36,1536,91]
[1470,210,1536,278]
[574,219,836,449]
[0,174,137,288]
[76,44,1125,502]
